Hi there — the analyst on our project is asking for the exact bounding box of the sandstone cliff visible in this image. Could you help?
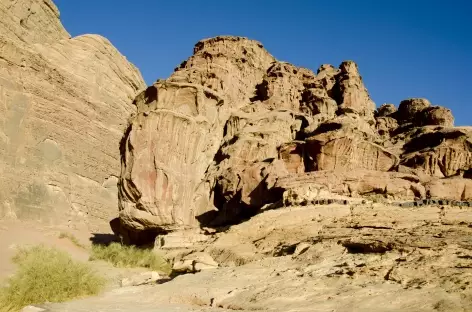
[117,35,471,244]
[0,0,146,231]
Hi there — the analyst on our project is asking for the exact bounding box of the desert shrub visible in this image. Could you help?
[90,243,171,274]
[0,245,105,312]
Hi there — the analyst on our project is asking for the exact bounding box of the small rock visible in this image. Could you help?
[293,242,311,257]
[21,307,46,312]
[172,252,218,274]
[121,271,161,287]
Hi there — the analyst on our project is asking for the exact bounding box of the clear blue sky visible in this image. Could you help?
[55,0,471,125]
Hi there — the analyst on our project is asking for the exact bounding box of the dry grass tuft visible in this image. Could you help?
[90,243,171,274]
[0,245,105,312]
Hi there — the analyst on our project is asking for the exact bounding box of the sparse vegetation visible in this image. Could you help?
[365,193,387,203]
[59,232,87,249]
[90,243,171,274]
[0,245,105,312]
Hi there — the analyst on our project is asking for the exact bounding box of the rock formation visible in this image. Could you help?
[0,0,146,231]
[117,35,469,244]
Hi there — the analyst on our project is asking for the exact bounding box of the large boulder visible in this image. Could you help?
[0,0,145,231]
[397,98,431,123]
[416,106,454,127]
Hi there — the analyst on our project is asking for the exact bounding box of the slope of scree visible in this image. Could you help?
[117,36,470,244]
[0,0,146,232]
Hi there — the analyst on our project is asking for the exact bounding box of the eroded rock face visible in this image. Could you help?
[118,35,466,243]
[118,37,275,237]
[334,61,376,119]
[0,0,146,231]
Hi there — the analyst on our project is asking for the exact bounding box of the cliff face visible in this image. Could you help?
[0,0,146,231]
[117,35,470,244]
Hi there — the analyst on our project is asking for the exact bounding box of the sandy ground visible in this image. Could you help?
[0,220,91,284]
[0,220,150,292]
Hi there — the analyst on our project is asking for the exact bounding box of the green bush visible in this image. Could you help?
[90,243,171,274]
[0,245,105,312]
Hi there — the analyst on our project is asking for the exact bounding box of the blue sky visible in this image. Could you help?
[55,0,471,125]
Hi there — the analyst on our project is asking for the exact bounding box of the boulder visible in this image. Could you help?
[0,0,146,231]
[397,98,431,122]
[121,271,162,287]
[172,252,218,274]
[376,103,397,117]
[416,106,454,127]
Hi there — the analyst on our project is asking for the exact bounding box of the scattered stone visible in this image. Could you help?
[121,271,162,287]
[172,252,218,274]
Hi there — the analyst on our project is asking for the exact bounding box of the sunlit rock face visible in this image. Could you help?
[0,0,146,231]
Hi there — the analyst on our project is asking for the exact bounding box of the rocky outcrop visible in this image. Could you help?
[0,0,146,231]
[117,35,468,243]
[45,201,472,312]
[118,38,275,238]
[276,169,425,200]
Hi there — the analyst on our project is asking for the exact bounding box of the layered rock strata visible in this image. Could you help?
[0,0,146,231]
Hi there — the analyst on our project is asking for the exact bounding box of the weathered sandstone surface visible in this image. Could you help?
[46,202,472,311]
[0,0,146,231]
[117,35,470,243]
